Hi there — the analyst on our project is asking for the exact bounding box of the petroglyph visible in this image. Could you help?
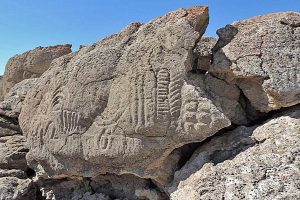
[156,68,170,122]
[169,71,184,124]
[60,110,81,136]
[49,86,70,112]
[19,6,235,181]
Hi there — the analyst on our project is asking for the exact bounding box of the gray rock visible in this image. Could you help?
[211,12,300,112]
[194,36,217,72]
[170,106,300,199]
[0,135,28,170]
[0,177,37,200]
[0,169,27,179]
[38,174,166,200]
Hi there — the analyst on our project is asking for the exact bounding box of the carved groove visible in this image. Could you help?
[157,68,170,121]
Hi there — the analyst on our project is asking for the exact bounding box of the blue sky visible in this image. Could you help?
[0,0,299,75]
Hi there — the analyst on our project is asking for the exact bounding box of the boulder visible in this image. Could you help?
[2,44,72,96]
[170,106,300,199]
[211,12,300,112]
[19,6,237,184]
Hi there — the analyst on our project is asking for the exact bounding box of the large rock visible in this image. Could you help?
[0,80,36,199]
[211,12,300,112]
[38,174,167,200]
[170,105,300,199]
[0,78,37,119]
[19,7,241,183]
[2,44,72,96]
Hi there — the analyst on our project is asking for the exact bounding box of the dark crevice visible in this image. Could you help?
[236,84,299,127]
[250,103,300,126]
[237,86,268,124]
[35,187,45,200]
[174,124,237,172]
[25,167,36,178]
[87,179,96,195]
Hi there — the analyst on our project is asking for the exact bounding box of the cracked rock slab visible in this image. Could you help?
[0,135,29,170]
[170,105,300,200]
[211,12,300,112]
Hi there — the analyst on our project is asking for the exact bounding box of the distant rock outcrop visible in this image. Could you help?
[0,6,299,200]
[1,44,72,100]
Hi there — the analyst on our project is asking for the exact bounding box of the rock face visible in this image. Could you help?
[20,6,236,183]
[2,44,72,98]
[0,101,37,200]
[0,6,299,200]
[170,106,300,199]
[211,12,300,112]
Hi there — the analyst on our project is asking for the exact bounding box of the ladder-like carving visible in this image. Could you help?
[156,68,170,122]
[169,72,183,121]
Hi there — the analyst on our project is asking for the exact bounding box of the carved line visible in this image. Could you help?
[157,68,170,121]
[169,72,183,119]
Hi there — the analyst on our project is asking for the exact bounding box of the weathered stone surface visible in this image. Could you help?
[37,174,167,200]
[19,6,238,184]
[0,135,28,170]
[211,12,300,112]
[0,169,27,179]
[0,7,297,200]
[0,116,20,137]
[0,82,33,199]
[0,76,4,101]
[170,106,300,199]
[0,78,37,119]
[0,177,37,200]
[193,36,216,72]
[2,44,72,96]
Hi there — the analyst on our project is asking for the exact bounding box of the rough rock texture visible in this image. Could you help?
[0,6,299,200]
[194,36,216,72]
[0,114,36,200]
[0,78,37,119]
[0,80,38,199]
[2,44,72,97]
[37,174,167,200]
[211,12,300,112]
[0,76,3,101]
[170,106,300,199]
[19,6,242,184]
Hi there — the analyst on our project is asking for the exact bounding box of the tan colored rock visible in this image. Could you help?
[170,106,300,199]
[38,174,166,200]
[0,76,4,101]
[2,44,72,96]
[19,7,239,184]
[211,12,300,112]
